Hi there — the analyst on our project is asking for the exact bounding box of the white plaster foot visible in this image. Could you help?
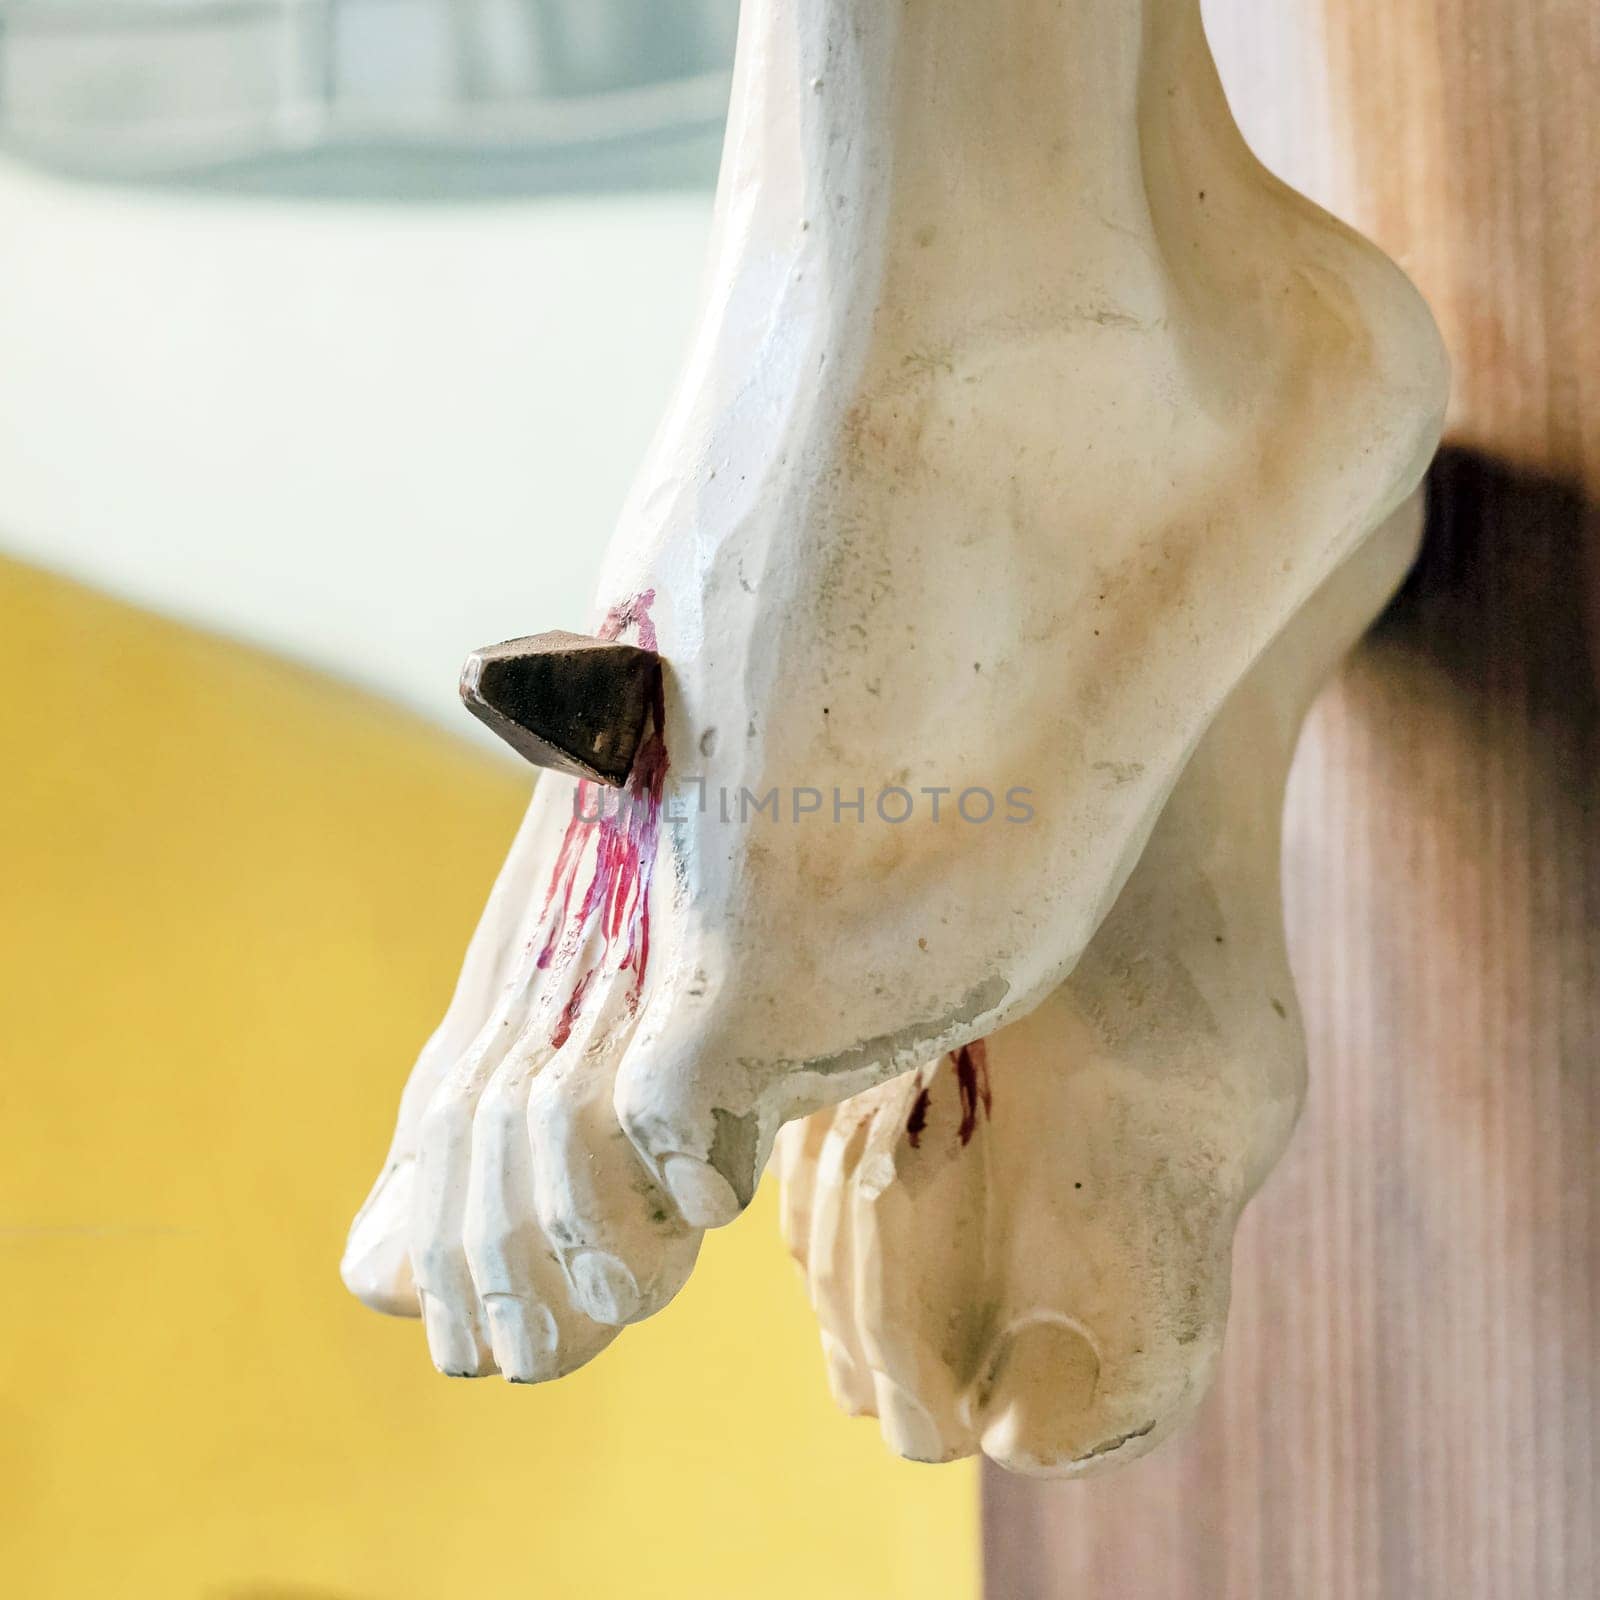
[344,0,1446,1382]
[779,499,1424,1471]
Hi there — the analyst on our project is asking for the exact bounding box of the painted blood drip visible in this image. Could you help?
[532,590,667,1050]
[905,1074,931,1149]
[903,1038,992,1148]
[954,1039,992,1145]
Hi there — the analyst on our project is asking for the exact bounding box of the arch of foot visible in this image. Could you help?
[343,0,1445,1392]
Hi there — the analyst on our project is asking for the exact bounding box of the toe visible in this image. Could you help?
[805,1107,874,1335]
[871,1374,958,1463]
[350,784,566,1240]
[406,946,569,1380]
[481,1294,560,1384]
[612,1010,761,1229]
[410,1064,503,1376]
[462,1069,559,1382]
[820,1331,876,1417]
[658,1153,742,1230]
[528,1049,701,1328]
[775,1111,834,1269]
[419,1289,488,1378]
[344,796,564,1331]
[851,1065,984,1463]
[566,1250,643,1326]
[976,1316,1110,1475]
[461,1035,632,1384]
[805,1106,880,1417]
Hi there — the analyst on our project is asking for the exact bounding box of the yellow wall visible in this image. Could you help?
[0,558,977,1599]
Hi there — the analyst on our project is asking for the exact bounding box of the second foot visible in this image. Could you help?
[777,504,1422,1470]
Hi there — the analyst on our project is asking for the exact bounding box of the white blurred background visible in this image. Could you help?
[0,0,735,740]
[0,0,1328,741]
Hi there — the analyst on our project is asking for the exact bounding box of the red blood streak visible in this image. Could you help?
[531,590,667,1047]
[904,1037,993,1147]
[549,967,595,1052]
[954,1039,991,1145]
[905,1074,931,1148]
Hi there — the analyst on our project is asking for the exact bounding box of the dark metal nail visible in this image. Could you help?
[460,630,662,787]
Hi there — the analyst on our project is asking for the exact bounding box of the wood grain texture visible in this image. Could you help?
[983,2,1599,1594]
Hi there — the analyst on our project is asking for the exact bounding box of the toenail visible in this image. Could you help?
[821,1333,874,1416]
[568,1251,640,1326]
[983,1317,1100,1412]
[485,1295,557,1384]
[660,1154,741,1228]
[871,1373,951,1463]
[421,1293,484,1378]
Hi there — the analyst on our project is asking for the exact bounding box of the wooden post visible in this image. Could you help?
[983,2,1599,1594]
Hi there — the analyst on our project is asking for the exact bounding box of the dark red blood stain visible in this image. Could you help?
[905,1074,931,1149]
[903,1038,992,1147]
[954,1038,991,1145]
[534,590,667,1049]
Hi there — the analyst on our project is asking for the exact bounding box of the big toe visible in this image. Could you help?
[977,1317,1116,1476]
[614,1020,760,1230]
[528,1053,702,1327]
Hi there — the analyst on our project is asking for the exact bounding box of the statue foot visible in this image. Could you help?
[342,0,1445,1381]
[777,501,1422,1471]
